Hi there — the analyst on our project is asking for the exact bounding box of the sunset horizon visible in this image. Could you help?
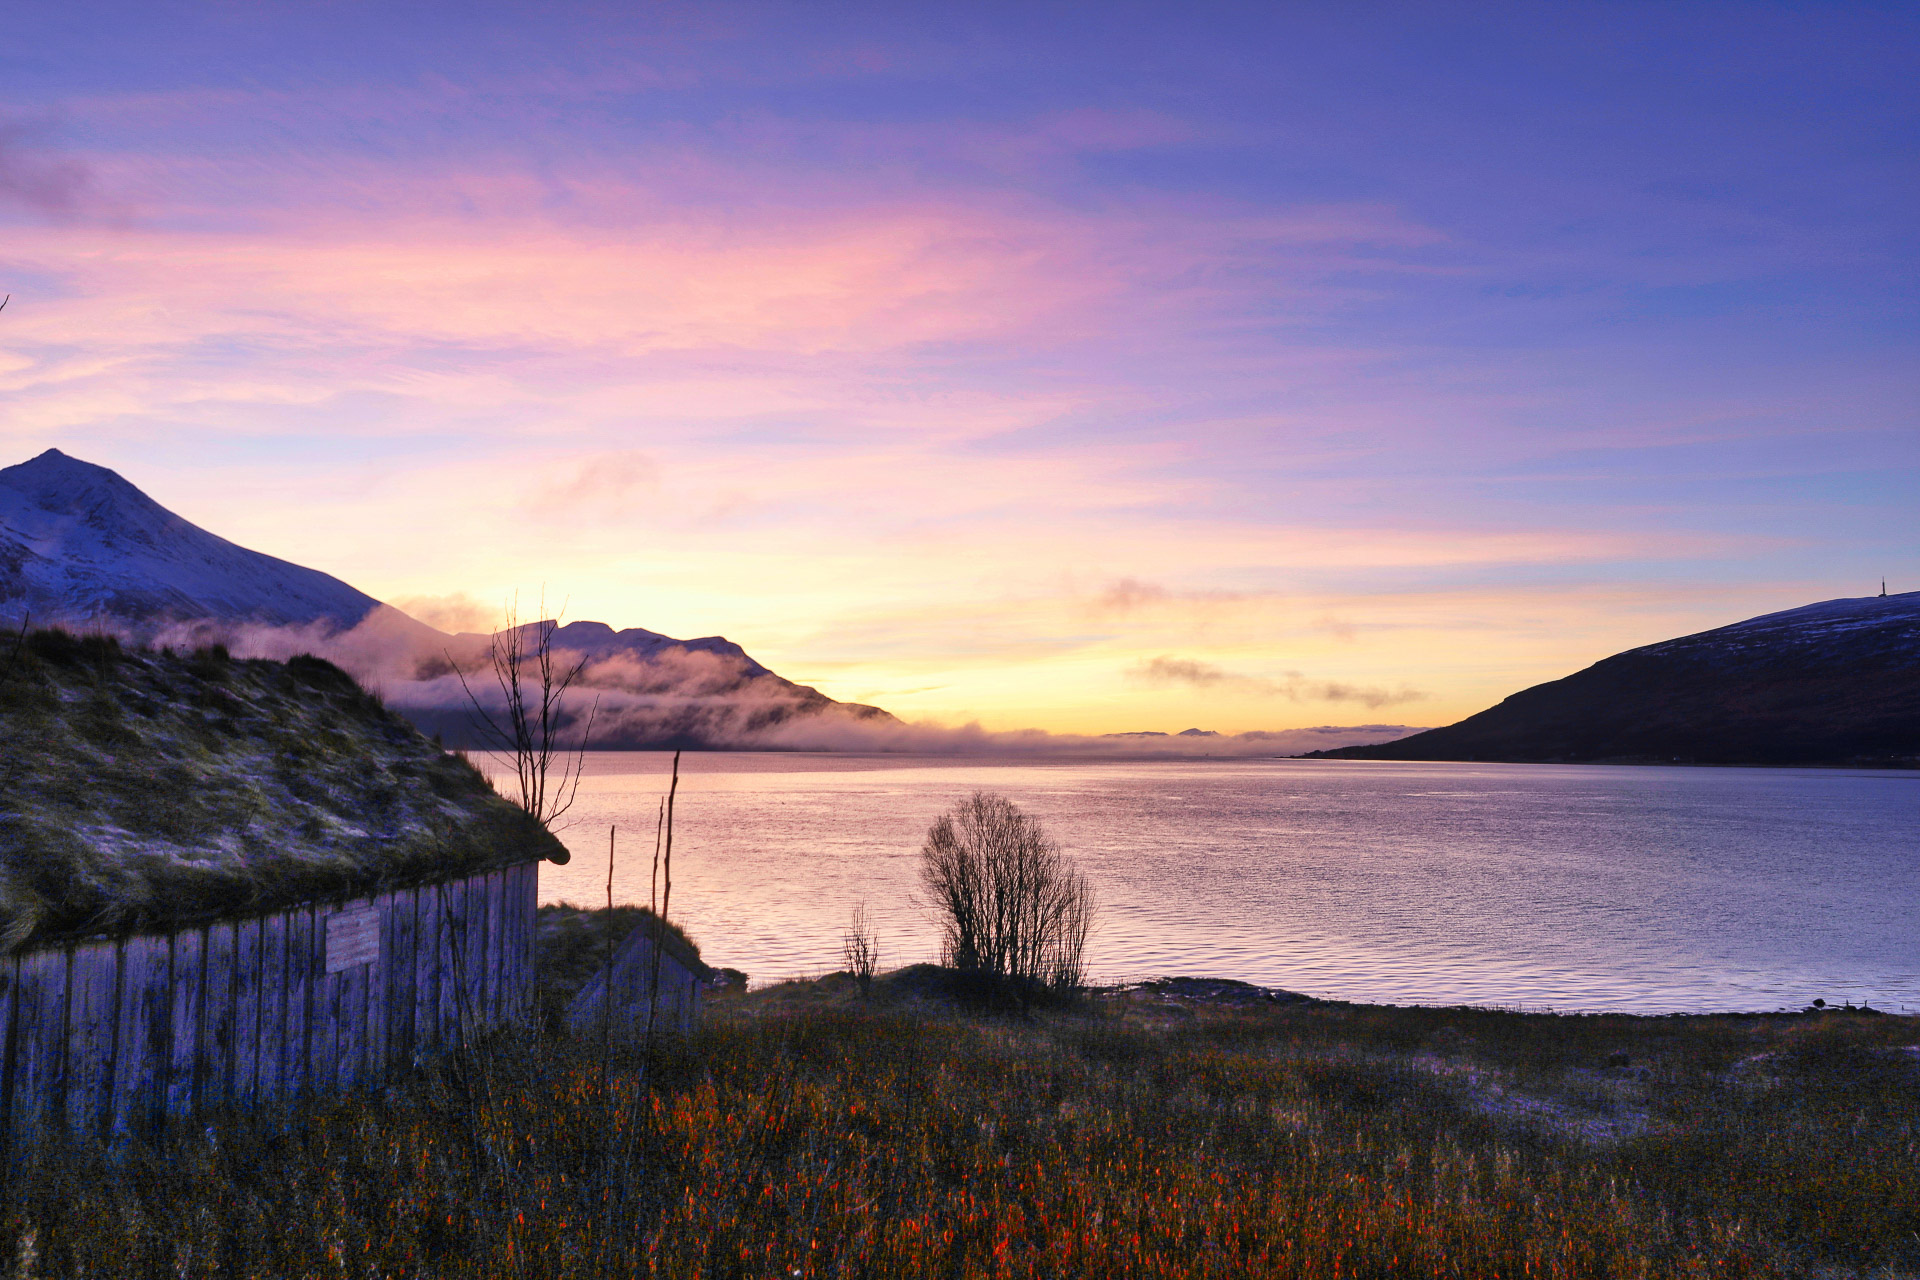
[2,8,1917,1270]
[3,3,1914,737]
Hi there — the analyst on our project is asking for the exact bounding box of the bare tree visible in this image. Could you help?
[920,792,1095,992]
[451,595,598,829]
[842,901,879,997]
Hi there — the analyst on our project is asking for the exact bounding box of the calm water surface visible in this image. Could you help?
[535,754,1919,1013]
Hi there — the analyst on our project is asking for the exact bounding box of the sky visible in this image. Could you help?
[1,1,1914,735]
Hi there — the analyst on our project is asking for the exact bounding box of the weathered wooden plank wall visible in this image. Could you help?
[0,863,537,1151]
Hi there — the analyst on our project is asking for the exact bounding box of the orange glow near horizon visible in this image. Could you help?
[1,7,1911,736]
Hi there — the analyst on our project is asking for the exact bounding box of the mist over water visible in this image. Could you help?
[536,755,1920,1014]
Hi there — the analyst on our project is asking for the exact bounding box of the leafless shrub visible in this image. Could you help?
[919,792,1095,992]
[842,901,879,996]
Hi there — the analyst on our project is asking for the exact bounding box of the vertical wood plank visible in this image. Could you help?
[458,875,479,1041]
[387,887,417,1066]
[436,882,462,1050]
[310,910,341,1093]
[526,862,541,1019]
[415,887,443,1054]
[518,859,533,1028]
[463,875,487,1035]
[166,931,202,1122]
[232,917,260,1106]
[462,871,483,1028]
[500,866,518,1024]
[109,935,169,1141]
[11,950,69,1147]
[366,892,391,1080]
[442,879,466,1046]
[484,869,505,1027]
[502,866,520,1024]
[256,912,286,1103]
[504,864,525,1024]
[518,862,537,1022]
[13,951,47,1145]
[282,908,311,1099]
[65,941,119,1140]
[334,960,360,1091]
[0,953,16,1154]
[472,872,491,1028]
[506,871,522,1020]
[335,903,366,1090]
[199,922,235,1114]
[493,870,512,1029]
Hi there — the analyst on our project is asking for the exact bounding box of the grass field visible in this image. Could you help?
[2,975,1915,1278]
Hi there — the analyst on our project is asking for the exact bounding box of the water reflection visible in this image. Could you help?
[534,754,1920,1013]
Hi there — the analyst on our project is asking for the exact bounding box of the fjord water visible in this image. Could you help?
[538,754,1919,1013]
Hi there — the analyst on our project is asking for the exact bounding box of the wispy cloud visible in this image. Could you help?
[523,451,661,522]
[384,593,499,636]
[1127,655,1428,709]
[1086,577,1249,617]
[0,118,102,221]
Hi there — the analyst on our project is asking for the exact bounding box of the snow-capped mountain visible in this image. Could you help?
[0,449,894,748]
[1321,591,1920,765]
[1638,592,1920,667]
[0,449,380,628]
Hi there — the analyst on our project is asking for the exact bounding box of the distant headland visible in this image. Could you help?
[1310,591,1920,767]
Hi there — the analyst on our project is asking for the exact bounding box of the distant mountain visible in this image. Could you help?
[0,449,894,748]
[0,449,380,629]
[1315,593,1920,766]
[403,619,890,750]
[489,620,773,677]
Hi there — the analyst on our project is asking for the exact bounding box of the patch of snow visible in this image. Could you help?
[1633,590,1920,666]
[0,449,378,628]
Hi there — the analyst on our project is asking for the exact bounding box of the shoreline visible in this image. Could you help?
[725,965,1920,1022]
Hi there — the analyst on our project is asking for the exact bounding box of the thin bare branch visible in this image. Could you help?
[447,590,598,830]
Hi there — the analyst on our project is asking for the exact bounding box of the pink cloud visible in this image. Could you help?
[0,117,105,221]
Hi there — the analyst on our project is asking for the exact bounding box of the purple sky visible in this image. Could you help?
[1,2,1914,732]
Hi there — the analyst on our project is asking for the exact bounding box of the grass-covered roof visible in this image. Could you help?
[0,629,566,953]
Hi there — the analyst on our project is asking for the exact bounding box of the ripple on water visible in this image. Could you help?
[534,754,1920,1013]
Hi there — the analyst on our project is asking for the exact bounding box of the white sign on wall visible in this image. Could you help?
[325,906,381,973]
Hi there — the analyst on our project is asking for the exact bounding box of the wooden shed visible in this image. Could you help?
[563,914,706,1039]
[0,632,570,1149]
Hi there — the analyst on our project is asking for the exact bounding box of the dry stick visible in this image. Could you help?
[597,824,620,1249]
[610,765,676,1250]
[600,825,615,1092]
[643,751,681,1055]
[650,799,664,919]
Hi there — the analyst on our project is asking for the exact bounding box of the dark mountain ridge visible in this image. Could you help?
[1316,592,1920,766]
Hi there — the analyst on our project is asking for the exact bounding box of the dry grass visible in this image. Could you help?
[1,980,1914,1278]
